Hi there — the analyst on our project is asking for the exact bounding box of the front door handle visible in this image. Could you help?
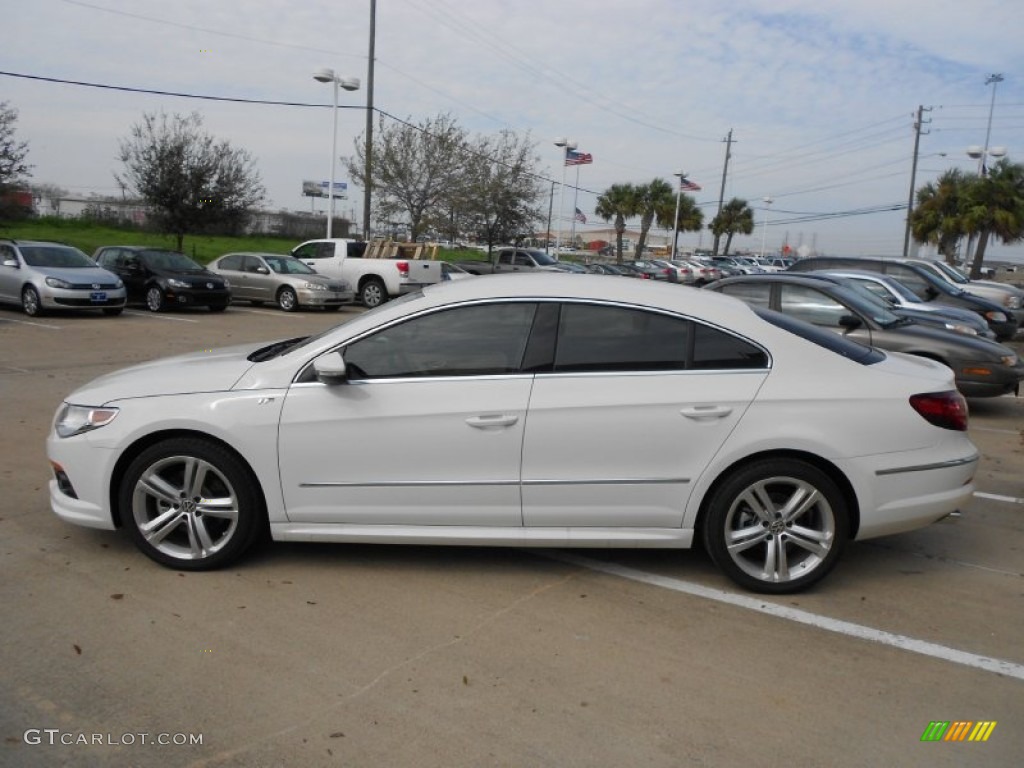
[680,405,733,420]
[466,414,519,429]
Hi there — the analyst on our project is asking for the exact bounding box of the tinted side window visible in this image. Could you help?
[217,254,243,271]
[692,323,768,369]
[718,282,771,308]
[779,285,847,327]
[554,304,689,372]
[497,251,513,265]
[292,243,318,260]
[883,265,929,298]
[344,303,537,379]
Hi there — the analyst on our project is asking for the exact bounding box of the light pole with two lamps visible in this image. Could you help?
[553,138,577,254]
[313,68,360,239]
[759,196,773,258]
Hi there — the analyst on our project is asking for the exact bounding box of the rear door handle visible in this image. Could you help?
[680,405,733,420]
[466,414,519,429]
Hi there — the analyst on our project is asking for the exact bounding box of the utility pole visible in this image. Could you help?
[362,0,377,240]
[902,105,930,258]
[711,129,733,257]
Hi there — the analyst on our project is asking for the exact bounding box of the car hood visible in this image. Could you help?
[876,319,1014,361]
[65,343,263,405]
[31,266,121,283]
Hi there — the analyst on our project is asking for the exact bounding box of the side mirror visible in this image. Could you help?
[313,353,348,384]
[924,286,939,300]
[1,258,18,269]
[839,314,863,332]
[256,266,270,275]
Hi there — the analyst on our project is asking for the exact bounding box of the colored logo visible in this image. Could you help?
[921,721,997,742]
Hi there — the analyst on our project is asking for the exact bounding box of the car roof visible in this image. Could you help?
[716,273,845,286]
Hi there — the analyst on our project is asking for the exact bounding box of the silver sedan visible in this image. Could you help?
[209,252,354,311]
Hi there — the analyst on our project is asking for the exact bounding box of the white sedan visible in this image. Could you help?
[47,275,979,593]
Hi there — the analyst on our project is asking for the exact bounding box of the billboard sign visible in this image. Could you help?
[302,180,348,198]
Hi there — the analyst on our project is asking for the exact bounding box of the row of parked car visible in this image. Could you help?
[0,239,356,317]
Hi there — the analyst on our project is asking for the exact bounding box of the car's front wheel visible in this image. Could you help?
[702,459,848,593]
[119,438,264,570]
[22,286,43,316]
[145,286,165,312]
[277,286,298,312]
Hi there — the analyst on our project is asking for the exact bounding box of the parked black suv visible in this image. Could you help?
[94,247,231,312]
[788,256,1017,340]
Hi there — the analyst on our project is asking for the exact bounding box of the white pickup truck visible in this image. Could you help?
[291,239,443,308]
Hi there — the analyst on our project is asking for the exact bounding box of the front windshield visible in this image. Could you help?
[20,246,95,268]
[530,251,558,266]
[264,255,316,275]
[142,250,205,271]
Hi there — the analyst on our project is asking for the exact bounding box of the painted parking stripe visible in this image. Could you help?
[0,318,62,329]
[123,310,200,323]
[974,491,1024,505]
[544,551,1024,682]
[229,308,303,318]
[972,426,1022,436]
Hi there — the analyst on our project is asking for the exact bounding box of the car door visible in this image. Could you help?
[279,301,539,526]
[241,255,274,303]
[212,254,247,300]
[776,284,874,345]
[521,302,769,528]
[0,244,20,303]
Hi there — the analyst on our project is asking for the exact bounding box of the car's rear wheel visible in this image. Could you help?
[360,278,387,308]
[119,438,264,570]
[276,286,298,312]
[21,286,42,316]
[145,286,165,312]
[702,459,848,593]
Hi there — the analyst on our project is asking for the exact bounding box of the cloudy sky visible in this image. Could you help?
[4,0,1023,260]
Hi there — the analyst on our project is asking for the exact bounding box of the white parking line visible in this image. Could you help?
[123,310,200,323]
[973,426,1022,436]
[974,491,1024,505]
[229,308,302,318]
[544,551,1024,682]
[0,318,62,330]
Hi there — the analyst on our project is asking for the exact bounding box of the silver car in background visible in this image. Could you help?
[209,252,354,312]
[0,239,126,317]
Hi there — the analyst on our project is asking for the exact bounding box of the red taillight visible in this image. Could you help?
[396,261,409,277]
[909,391,969,431]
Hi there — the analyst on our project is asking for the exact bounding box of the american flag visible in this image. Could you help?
[678,177,702,191]
[565,150,593,166]
[574,207,587,224]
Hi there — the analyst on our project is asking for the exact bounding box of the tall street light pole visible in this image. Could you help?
[964,73,1005,265]
[759,196,773,258]
[362,0,377,240]
[553,137,576,254]
[313,69,360,239]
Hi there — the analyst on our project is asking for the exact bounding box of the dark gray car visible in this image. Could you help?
[708,273,1023,398]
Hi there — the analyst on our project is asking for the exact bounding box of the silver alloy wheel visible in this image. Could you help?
[146,286,164,312]
[130,454,240,562]
[360,279,385,308]
[22,286,41,316]
[277,286,298,311]
[723,475,836,585]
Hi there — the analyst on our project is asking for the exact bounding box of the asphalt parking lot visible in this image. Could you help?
[1,301,1022,767]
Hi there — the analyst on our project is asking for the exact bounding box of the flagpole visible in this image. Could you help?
[553,138,576,255]
[570,165,581,248]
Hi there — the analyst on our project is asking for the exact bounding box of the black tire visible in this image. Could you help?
[360,278,387,308]
[145,286,165,312]
[103,307,124,316]
[325,304,343,311]
[702,459,848,593]
[119,438,265,570]
[250,300,265,307]
[208,304,228,313]
[276,286,299,312]
[22,286,43,316]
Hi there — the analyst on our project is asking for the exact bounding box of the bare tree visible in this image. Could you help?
[116,111,265,251]
[0,101,32,220]
[347,113,468,241]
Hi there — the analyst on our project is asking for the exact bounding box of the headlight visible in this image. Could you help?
[221,278,231,288]
[1007,296,1021,309]
[166,278,190,289]
[303,281,328,291]
[984,310,1008,323]
[943,322,978,336]
[114,278,124,289]
[1001,354,1019,367]
[55,404,119,438]
[45,277,73,289]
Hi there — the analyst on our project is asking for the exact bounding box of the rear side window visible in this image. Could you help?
[884,264,931,298]
[718,282,770,309]
[217,254,243,271]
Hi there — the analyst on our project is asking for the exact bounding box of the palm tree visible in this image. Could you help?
[595,183,637,263]
[709,198,754,256]
[910,169,967,263]
[654,191,704,252]
[961,159,1024,278]
[632,179,674,258]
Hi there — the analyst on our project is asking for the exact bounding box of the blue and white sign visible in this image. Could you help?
[302,180,348,198]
